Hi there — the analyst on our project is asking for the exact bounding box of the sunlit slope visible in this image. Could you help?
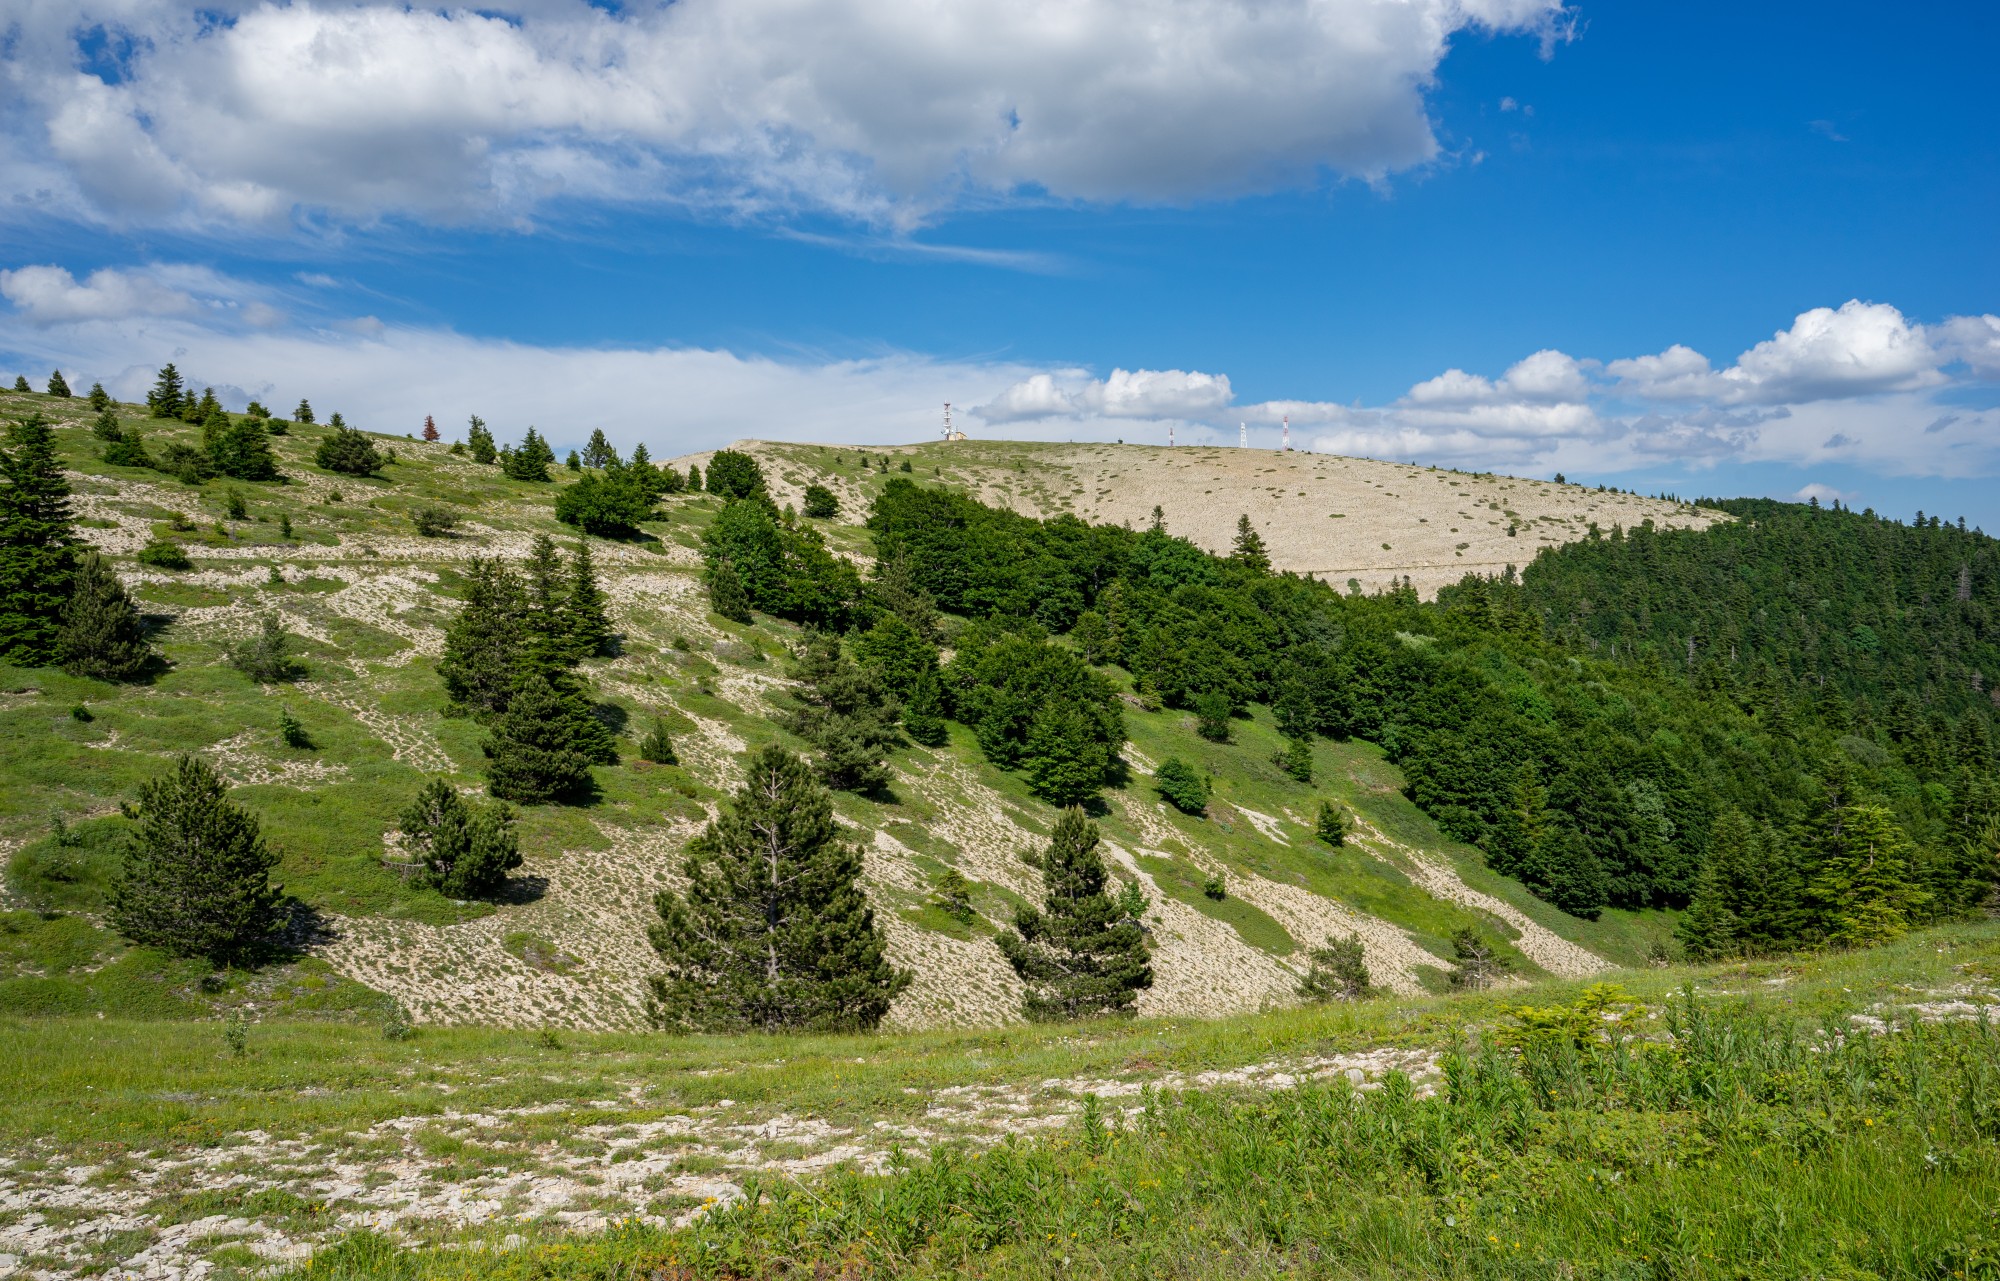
[1,388,1648,1034]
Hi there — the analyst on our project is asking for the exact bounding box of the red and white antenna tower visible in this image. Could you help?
[1282,414,1291,452]
[1168,422,1174,447]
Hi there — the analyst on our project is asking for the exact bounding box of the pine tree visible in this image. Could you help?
[637,717,678,764]
[561,538,612,659]
[186,387,221,424]
[706,556,752,622]
[902,666,949,746]
[484,672,601,804]
[9,376,26,393]
[439,558,529,716]
[92,408,122,441]
[997,807,1152,1021]
[522,534,574,670]
[1675,847,1739,962]
[1810,804,1927,947]
[399,779,521,899]
[315,423,382,476]
[648,744,910,1032]
[566,450,582,471]
[581,429,618,469]
[1446,927,1508,989]
[0,413,78,664]
[108,755,283,963]
[685,462,702,492]
[705,450,766,500]
[1278,736,1313,782]
[1026,703,1110,806]
[422,415,439,442]
[1521,823,1609,919]
[851,613,937,699]
[293,399,315,425]
[46,370,71,398]
[207,414,281,481]
[228,614,308,682]
[87,383,110,411]
[504,428,554,481]
[1069,610,1113,664]
[1231,513,1271,572]
[55,552,154,681]
[466,415,496,464]
[785,633,900,794]
[1314,800,1347,847]
[1154,756,1207,815]
[148,365,186,419]
[1297,933,1372,1001]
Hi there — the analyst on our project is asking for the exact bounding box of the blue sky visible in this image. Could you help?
[3,0,1996,527]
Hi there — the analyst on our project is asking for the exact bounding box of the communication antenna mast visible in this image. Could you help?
[941,402,952,439]
[1168,422,1175,447]
[1239,421,1247,448]
[1282,414,1290,452]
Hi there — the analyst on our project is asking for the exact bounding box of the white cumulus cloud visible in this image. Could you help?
[1,0,1570,230]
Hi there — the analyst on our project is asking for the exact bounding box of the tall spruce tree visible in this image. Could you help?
[581,429,618,469]
[46,370,71,398]
[466,415,496,463]
[293,399,315,425]
[484,671,600,804]
[55,551,154,681]
[997,807,1152,1021]
[1675,842,1740,961]
[207,413,282,481]
[1810,804,1927,947]
[1231,513,1272,573]
[901,666,949,747]
[706,556,752,622]
[562,538,612,659]
[0,413,78,665]
[504,428,554,481]
[109,755,284,963]
[648,744,910,1032]
[439,558,530,716]
[148,365,186,418]
[522,534,573,670]
[88,382,110,411]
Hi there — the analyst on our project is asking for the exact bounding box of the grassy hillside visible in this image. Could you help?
[0,385,1658,1039]
[0,921,1992,1278]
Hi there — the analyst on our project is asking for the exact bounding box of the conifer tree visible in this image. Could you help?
[1297,933,1372,1001]
[1810,804,1926,947]
[1675,849,1739,961]
[785,633,900,794]
[851,613,937,698]
[422,415,440,442]
[648,744,910,1032]
[186,387,221,424]
[1069,610,1113,664]
[504,428,555,481]
[522,534,573,669]
[1278,735,1313,782]
[228,614,308,682]
[293,399,315,425]
[685,462,701,492]
[46,370,70,398]
[901,666,949,746]
[399,779,521,898]
[0,413,78,664]
[566,450,582,471]
[998,807,1152,1021]
[92,408,122,441]
[55,552,154,681]
[9,376,26,393]
[637,717,678,764]
[466,415,496,464]
[1314,799,1348,847]
[705,450,766,500]
[706,556,752,622]
[484,672,600,804]
[148,365,186,418]
[581,429,618,469]
[1193,690,1232,742]
[315,423,383,476]
[439,558,529,716]
[1446,927,1508,989]
[207,414,281,481]
[1231,513,1271,572]
[109,755,283,963]
[562,538,612,659]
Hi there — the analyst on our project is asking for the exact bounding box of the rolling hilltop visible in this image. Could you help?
[0,388,1701,1038]
[695,437,1720,597]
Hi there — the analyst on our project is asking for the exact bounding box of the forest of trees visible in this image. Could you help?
[844,478,1997,949]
